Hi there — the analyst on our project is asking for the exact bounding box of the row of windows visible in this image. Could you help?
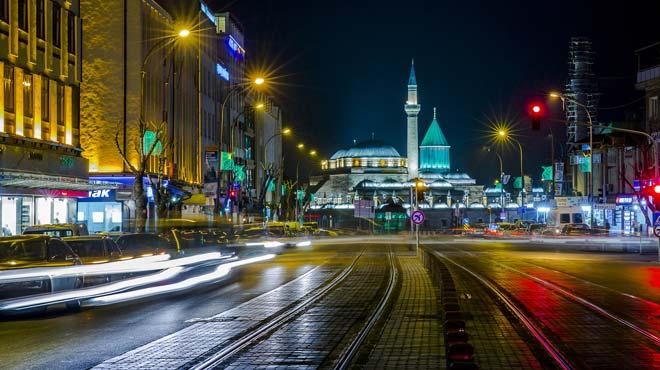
[4,65,64,122]
[324,158,406,169]
[1,0,76,54]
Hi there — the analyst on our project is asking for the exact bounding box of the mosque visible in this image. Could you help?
[311,61,483,209]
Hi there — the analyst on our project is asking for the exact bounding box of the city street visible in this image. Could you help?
[1,238,657,369]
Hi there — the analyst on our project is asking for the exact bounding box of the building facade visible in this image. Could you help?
[0,0,95,235]
[254,95,282,207]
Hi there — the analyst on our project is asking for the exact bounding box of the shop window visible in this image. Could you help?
[67,12,75,54]
[36,0,45,39]
[23,73,33,118]
[4,65,14,113]
[17,0,27,31]
[0,0,8,22]
[41,77,49,121]
[52,3,61,48]
[559,213,570,223]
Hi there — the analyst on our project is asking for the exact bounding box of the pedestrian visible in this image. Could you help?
[2,224,11,236]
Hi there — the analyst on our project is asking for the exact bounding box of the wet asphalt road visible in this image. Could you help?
[0,238,658,370]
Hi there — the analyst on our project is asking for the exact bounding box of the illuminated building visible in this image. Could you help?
[312,62,479,207]
[0,0,104,234]
[80,0,202,185]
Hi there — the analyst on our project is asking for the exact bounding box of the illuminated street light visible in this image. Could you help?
[309,150,317,156]
[255,103,265,110]
[297,143,305,149]
[178,29,190,38]
[282,128,292,135]
[255,77,265,85]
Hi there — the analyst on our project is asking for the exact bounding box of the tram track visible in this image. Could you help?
[189,247,399,370]
[446,247,660,347]
[430,250,574,370]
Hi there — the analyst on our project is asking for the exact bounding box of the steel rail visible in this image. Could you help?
[492,260,660,346]
[332,250,398,370]
[431,250,573,370]
[447,246,660,346]
[190,250,366,370]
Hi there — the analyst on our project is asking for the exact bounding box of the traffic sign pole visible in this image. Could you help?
[653,212,660,261]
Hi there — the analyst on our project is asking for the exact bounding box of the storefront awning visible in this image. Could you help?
[0,172,118,191]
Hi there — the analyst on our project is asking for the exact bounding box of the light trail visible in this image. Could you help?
[84,254,276,306]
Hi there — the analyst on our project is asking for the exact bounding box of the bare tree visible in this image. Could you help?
[114,119,168,231]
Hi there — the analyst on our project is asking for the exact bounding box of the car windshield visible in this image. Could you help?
[66,239,106,258]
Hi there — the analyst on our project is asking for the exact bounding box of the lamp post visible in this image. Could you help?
[140,29,190,124]
[497,130,525,205]
[215,77,265,215]
[484,146,504,208]
[259,128,291,210]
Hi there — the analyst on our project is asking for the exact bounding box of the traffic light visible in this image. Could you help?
[229,189,237,200]
[415,180,426,203]
[529,103,544,131]
[640,179,660,210]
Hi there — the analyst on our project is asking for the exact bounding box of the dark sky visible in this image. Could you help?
[189,0,659,183]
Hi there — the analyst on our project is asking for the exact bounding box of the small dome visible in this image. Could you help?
[330,140,401,159]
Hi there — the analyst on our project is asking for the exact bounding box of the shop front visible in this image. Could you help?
[0,192,79,235]
[77,189,124,233]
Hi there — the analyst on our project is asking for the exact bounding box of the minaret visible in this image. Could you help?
[404,59,421,178]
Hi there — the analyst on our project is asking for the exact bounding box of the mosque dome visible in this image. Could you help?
[330,140,402,159]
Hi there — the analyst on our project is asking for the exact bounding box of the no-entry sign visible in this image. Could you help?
[411,210,425,225]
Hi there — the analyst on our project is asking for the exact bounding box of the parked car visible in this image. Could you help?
[561,223,591,236]
[62,236,122,264]
[23,223,89,237]
[0,235,83,309]
[115,233,174,258]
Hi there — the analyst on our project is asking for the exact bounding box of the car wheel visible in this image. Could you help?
[66,277,84,312]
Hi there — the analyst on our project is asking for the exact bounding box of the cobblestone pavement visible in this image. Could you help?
[93,255,355,369]
[362,252,444,370]
[220,249,391,369]
[437,249,660,369]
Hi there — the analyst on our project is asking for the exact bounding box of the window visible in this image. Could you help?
[560,213,570,223]
[18,0,27,30]
[36,0,45,39]
[67,12,75,54]
[56,82,64,124]
[0,0,8,22]
[41,77,49,121]
[650,96,659,120]
[4,65,14,113]
[47,239,73,261]
[16,240,47,261]
[23,74,33,118]
[52,3,61,47]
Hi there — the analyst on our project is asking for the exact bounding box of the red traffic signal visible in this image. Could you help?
[528,102,544,131]
[654,185,660,194]
[229,190,237,199]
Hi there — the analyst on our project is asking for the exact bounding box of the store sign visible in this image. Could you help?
[200,1,217,26]
[216,63,230,81]
[615,195,634,205]
[80,189,116,202]
[227,35,245,59]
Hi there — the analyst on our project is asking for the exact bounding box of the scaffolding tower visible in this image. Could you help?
[565,37,599,149]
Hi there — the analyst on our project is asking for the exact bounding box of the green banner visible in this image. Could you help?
[220,152,234,171]
[143,131,163,156]
[233,164,245,182]
[541,166,553,181]
[580,155,591,173]
[513,176,522,189]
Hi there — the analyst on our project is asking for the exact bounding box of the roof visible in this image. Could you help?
[420,108,449,146]
[408,59,417,86]
[330,140,401,159]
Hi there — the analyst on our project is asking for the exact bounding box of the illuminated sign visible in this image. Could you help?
[216,63,230,81]
[615,195,634,205]
[227,35,245,59]
[200,1,217,26]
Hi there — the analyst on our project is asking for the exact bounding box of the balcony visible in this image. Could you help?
[637,65,660,87]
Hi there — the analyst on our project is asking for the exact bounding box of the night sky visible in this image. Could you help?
[171,0,660,184]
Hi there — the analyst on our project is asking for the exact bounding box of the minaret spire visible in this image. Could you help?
[433,107,437,120]
[404,58,421,178]
[408,59,417,86]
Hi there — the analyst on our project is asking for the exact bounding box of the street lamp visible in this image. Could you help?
[255,77,265,86]
[549,91,594,224]
[495,129,525,204]
[297,143,305,149]
[484,146,504,208]
[178,29,190,38]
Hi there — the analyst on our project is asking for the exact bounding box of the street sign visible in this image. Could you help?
[411,210,425,225]
[502,174,511,184]
[654,212,660,227]
[654,226,660,238]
